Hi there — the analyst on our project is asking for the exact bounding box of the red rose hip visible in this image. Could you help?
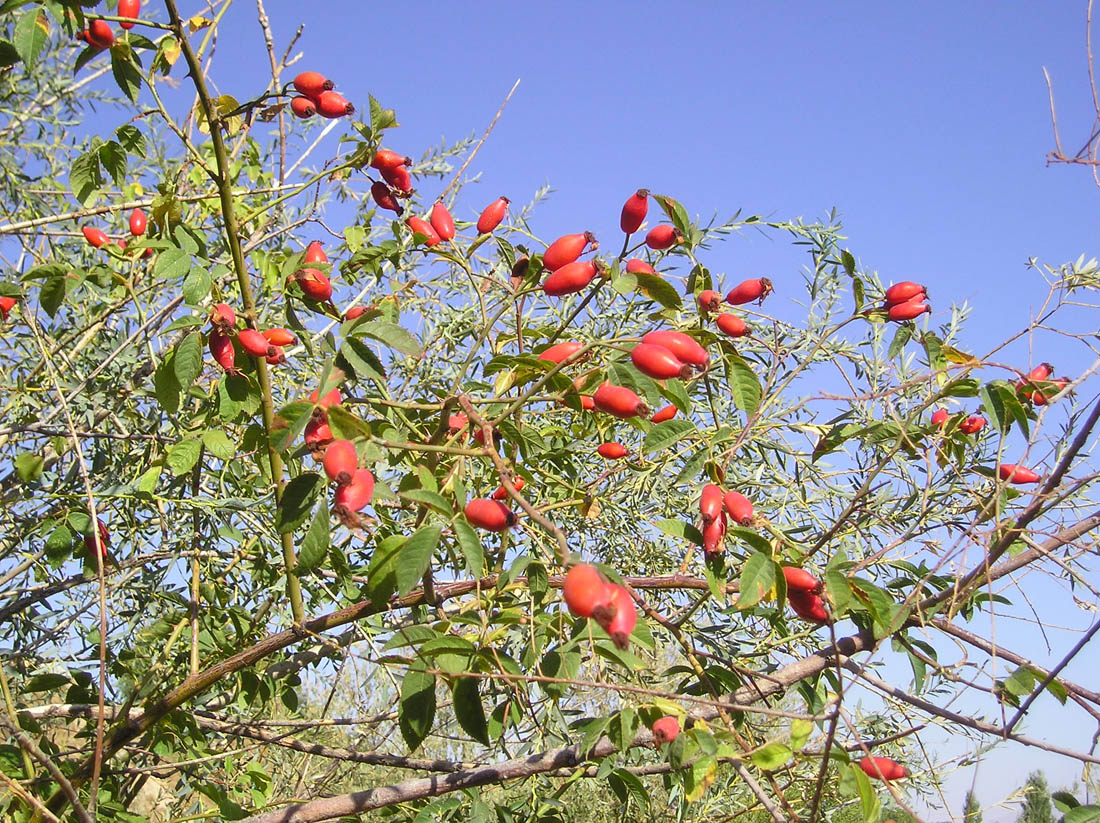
[465,498,517,532]
[725,278,773,306]
[477,197,509,234]
[620,188,649,234]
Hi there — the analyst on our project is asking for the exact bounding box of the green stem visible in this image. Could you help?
[163,0,304,624]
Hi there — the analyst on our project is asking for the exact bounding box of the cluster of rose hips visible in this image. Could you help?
[698,483,754,557]
[782,566,829,624]
[298,386,375,527]
[286,240,334,302]
[696,277,772,342]
[75,0,140,50]
[207,302,297,370]
[82,209,151,257]
[930,408,986,435]
[562,563,638,651]
[880,280,930,321]
[288,72,354,120]
[928,360,1072,486]
[1015,362,1070,406]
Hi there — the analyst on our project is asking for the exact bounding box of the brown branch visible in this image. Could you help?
[238,631,874,823]
[846,664,1100,766]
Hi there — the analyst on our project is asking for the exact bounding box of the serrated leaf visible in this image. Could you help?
[69,144,103,206]
[339,337,386,381]
[39,273,67,318]
[166,438,202,476]
[154,247,192,282]
[1064,806,1100,823]
[399,666,436,751]
[368,534,405,604]
[115,124,146,157]
[452,677,490,745]
[277,473,323,534]
[97,141,127,188]
[174,332,202,391]
[23,673,69,693]
[655,518,703,546]
[12,9,47,69]
[738,553,777,610]
[644,419,694,454]
[726,351,761,417]
[181,266,211,306]
[355,320,421,357]
[400,489,453,517]
[632,271,682,309]
[110,48,143,103]
[368,94,398,133]
[200,429,234,459]
[14,453,44,483]
[452,516,485,576]
[396,524,441,596]
[750,742,791,771]
[154,355,181,415]
[790,718,812,750]
[296,501,330,573]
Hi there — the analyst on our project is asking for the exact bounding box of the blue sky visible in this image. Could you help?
[93,1,1100,818]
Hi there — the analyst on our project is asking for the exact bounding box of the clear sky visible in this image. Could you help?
[119,1,1100,819]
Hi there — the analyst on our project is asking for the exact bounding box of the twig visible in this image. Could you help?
[440,78,520,202]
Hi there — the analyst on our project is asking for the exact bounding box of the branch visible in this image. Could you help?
[238,631,874,823]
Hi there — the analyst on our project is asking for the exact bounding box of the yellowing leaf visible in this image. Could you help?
[188,15,213,33]
[942,344,978,365]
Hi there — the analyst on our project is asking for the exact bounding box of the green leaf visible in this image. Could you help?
[296,501,330,573]
[452,516,485,576]
[750,742,791,771]
[790,718,812,750]
[851,763,880,823]
[277,473,323,534]
[396,525,441,596]
[12,9,47,69]
[110,48,143,102]
[609,707,639,753]
[173,332,202,391]
[726,352,762,417]
[738,553,777,610]
[368,534,405,604]
[97,141,127,188]
[1064,806,1100,823]
[644,419,694,454]
[181,266,211,306]
[69,144,104,206]
[1002,666,1036,698]
[154,247,192,282]
[887,322,912,359]
[154,355,181,415]
[608,768,650,811]
[39,273,67,318]
[400,489,453,517]
[399,666,436,751]
[166,438,202,476]
[452,677,490,745]
[200,429,235,460]
[632,271,682,309]
[14,453,44,483]
[1053,792,1081,814]
[338,337,386,381]
[115,124,146,157]
[22,673,70,693]
[368,94,399,134]
[355,320,421,357]
[655,518,703,546]
[652,193,691,239]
